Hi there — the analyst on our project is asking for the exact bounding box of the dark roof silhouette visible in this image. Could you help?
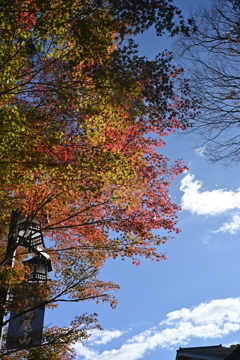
[176,344,240,360]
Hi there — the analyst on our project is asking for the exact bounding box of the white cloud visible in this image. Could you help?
[161,298,240,326]
[180,174,240,216]
[74,329,126,360]
[88,329,125,345]
[75,298,240,360]
[74,344,98,360]
[213,214,240,234]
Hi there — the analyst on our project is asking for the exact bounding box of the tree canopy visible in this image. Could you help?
[0,0,197,358]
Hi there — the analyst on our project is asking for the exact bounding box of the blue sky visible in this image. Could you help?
[45,1,240,359]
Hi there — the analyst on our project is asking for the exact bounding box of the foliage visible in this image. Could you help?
[0,0,198,357]
[2,314,99,359]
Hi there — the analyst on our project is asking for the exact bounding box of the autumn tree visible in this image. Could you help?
[0,0,198,358]
[174,0,240,165]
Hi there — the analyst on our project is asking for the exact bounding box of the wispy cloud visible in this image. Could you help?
[180,174,240,216]
[201,233,211,244]
[75,298,240,360]
[213,214,240,234]
[195,146,205,157]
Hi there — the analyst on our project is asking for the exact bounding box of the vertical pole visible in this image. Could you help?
[0,211,19,351]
